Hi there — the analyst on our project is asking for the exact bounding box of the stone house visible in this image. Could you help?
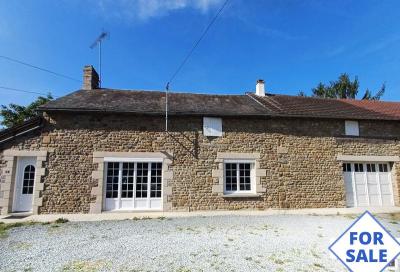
[1,65,400,215]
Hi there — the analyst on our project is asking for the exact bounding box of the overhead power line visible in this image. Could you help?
[164,0,230,133]
[165,0,230,89]
[0,55,82,83]
[0,86,55,97]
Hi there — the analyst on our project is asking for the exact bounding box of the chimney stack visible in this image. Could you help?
[255,79,265,96]
[83,65,99,90]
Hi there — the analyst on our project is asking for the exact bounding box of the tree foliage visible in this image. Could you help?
[0,94,53,128]
[300,73,385,100]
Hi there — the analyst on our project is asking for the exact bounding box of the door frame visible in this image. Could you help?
[12,156,37,212]
[102,158,164,211]
[1,149,47,215]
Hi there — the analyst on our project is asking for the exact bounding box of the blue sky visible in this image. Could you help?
[0,0,400,109]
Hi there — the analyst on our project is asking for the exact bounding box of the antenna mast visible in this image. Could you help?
[90,31,108,87]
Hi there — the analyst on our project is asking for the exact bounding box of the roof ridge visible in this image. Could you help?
[98,88,247,97]
[273,93,400,104]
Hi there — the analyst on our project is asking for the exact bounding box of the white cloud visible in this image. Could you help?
[95,0,223,21]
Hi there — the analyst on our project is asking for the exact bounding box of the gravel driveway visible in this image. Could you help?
[1,214,399,271]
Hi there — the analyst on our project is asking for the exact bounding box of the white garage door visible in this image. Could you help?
[343,162,394,207]
[104,161,163,211]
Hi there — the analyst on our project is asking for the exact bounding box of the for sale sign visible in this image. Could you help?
[329,211,400,272]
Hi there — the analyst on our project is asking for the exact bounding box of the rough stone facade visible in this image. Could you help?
[0,111,399,214]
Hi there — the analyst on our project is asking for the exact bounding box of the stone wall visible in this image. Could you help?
[0,112,399,214]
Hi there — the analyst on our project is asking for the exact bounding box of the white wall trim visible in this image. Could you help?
[337,155,400,162]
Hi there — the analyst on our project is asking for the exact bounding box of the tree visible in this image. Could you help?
[299,73,385,100]
[0,94,53,128]
[298,90,306,97]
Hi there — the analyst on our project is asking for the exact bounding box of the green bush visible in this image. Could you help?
[54,218,69,224]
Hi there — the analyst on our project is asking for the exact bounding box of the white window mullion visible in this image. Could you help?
[236,163,240,192]
[103,162,108,211]
[351,163,358,207]
[117,162,123,209]
[251,164,255,194]
[375,163,383,206]
[133,162,137,209]
[387,164,395,206]
[364,163,370,206]
[147,163,152,208]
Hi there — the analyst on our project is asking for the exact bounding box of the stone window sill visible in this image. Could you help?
[222,193,261,198]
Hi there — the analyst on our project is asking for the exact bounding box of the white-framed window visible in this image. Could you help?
[203,117,222,137]
[345,120,359,136]
[223,160,255,195]
[103,159,163,210]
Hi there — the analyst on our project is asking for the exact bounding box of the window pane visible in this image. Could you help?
[239,164,251,191]
[225,163,237,191]
[105,162,119,199]
[342,163,351,172]
[354,163,364,172]
[225,163,252,192]
[136,163,149,198]
[366,164,376,172]
[121,163,134,199]
[22,165,35,195]
[150,163,162,198]
[379,164,388,172]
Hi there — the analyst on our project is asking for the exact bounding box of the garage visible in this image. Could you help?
[343,162,394,207]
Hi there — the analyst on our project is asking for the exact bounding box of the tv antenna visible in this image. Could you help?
[90,31,109,87]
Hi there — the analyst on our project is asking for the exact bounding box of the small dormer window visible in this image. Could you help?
[203,117,222,137]
[345,120,359,136]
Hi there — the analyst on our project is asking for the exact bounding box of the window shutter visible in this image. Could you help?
[203,117,222,137]
[345,120,359,136]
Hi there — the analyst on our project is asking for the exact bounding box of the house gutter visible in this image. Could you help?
[0,125,42,144]
[0,117,43,147]
[38,107,400,121]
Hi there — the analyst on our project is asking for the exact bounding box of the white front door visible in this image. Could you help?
[13,157,36,212]
[104,161,162,211]
[343,162,394,207]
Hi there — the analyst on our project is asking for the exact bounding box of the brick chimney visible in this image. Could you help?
[82,65,99,90]
[255,79,265,96]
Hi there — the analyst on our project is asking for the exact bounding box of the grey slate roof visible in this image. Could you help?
[39,88,400,121]
[39,89,270,116]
